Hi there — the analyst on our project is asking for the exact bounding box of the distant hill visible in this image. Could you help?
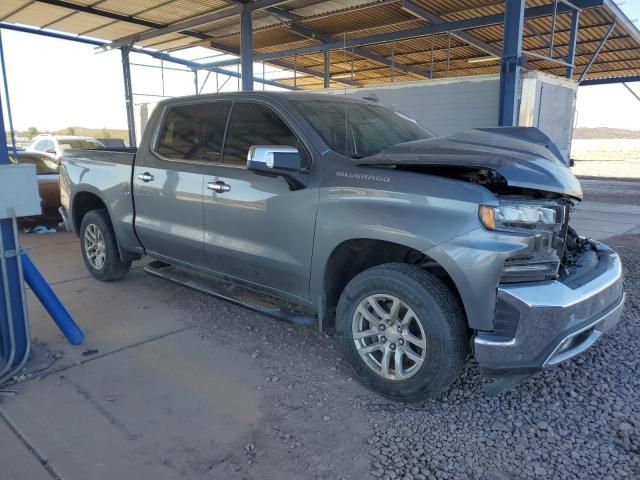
[573,127,640,139]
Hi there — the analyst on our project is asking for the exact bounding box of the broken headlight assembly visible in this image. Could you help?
[479,200,569,283]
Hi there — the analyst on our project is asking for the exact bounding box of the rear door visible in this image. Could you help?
[133,100,231,266]
[202,100,320,300]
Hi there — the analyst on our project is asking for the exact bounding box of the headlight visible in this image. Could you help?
[479,201,569,283]
[479,202,559,231]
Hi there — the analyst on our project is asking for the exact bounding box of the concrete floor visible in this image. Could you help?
[1,233,265,480]
[1,178,639,479]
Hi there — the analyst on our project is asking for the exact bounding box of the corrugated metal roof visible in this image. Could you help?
[0,0,639,87]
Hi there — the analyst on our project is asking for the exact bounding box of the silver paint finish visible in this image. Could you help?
[202,163,319,299]
[60,92,624,377]
[359,127,583,199]
[474,241,625,372]
[60,150,142,257]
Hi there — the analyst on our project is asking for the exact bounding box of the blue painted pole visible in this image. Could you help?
[566,10,580,79]
[0,30,17,159]
[498,0,526,127]
[21,254,84,345]
[240,4,254,92]
[0,39,28,367]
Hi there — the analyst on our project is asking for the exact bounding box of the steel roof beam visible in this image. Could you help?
[580,75,640,85]
[604,0,640,45]
[0,22,297,90]
[578,21,616,83]
[267,6,431,79]
[207,40,358,86]
[400,0,501,57]
[102,0,288,51]
[242,0,605,61]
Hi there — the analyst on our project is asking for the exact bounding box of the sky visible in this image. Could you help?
[0,2,639,133]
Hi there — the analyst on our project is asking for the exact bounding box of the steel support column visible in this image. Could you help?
[240,4,254,91]
[0,58,29,383]
[498,0,526,127]
[323,50,330,88]
[566,9,580,78]
[121,46,136,147]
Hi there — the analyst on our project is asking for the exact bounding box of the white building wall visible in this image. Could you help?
[326,75,500,137]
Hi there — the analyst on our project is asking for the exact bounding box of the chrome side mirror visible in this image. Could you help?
[247,145,301,171]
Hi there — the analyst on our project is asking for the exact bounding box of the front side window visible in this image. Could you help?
[292,100,432,158]
[222,102,298,167]
[156,101,232,162]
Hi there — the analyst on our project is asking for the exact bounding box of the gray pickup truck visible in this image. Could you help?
[60,92,625,401]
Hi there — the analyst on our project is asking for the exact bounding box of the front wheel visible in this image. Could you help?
[336,263,467,402]
[80,209,131,281]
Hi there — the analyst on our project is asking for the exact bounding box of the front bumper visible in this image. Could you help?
[474,240,625,376]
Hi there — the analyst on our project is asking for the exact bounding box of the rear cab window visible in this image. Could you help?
[156,101,232,163]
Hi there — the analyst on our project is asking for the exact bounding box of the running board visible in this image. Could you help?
[144,261,316,327]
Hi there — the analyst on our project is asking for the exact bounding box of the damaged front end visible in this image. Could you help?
[359,128,625,391]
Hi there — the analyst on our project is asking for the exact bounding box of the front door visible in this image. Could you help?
[203,101,319,300]
[133,100,231,267]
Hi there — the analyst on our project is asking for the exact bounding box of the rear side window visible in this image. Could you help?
[156,101,231,162]
[222,102,298,167]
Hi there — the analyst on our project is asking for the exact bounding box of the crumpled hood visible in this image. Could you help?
[358,127,582,200]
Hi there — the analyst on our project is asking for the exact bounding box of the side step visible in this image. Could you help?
[144,261,316,327]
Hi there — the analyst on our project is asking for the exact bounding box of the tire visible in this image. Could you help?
[336,263,467,402]
[80,209,131,281]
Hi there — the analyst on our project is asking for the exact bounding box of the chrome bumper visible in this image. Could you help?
[474,240,625,375]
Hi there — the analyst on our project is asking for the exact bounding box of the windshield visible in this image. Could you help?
[59,139,103,150]
[10,154,59,174]
[293,99,433,158]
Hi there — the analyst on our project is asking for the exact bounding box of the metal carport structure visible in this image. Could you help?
[0,0,639,132]
[0,0,640,378]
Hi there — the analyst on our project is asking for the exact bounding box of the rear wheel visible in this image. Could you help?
[336,263,467,401]
[80,209,131,281]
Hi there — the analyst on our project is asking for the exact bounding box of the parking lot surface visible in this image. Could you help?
[1,178,638,480]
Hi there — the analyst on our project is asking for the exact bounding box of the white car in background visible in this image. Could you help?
[26,135,104,163]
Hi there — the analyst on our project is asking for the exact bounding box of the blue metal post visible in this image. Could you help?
[323,50,330,89]
[0,30,17,159]
[566,10,580,78]
[121,46,136,147]
[240,4,254,91]
[21,254,84,345]
[0,68,28,370]
[498,0,526,127]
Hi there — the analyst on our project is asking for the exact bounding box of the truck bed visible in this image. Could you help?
[61,148,140,254]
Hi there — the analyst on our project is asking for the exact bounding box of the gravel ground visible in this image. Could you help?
[155,231,640,480]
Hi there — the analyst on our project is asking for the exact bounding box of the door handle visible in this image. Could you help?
[137,172,154,182]
[207,181,231,193]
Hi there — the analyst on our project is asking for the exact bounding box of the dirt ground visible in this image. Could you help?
[2,178,638,480]
[579,177,640,205]
[150,229,638,480]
